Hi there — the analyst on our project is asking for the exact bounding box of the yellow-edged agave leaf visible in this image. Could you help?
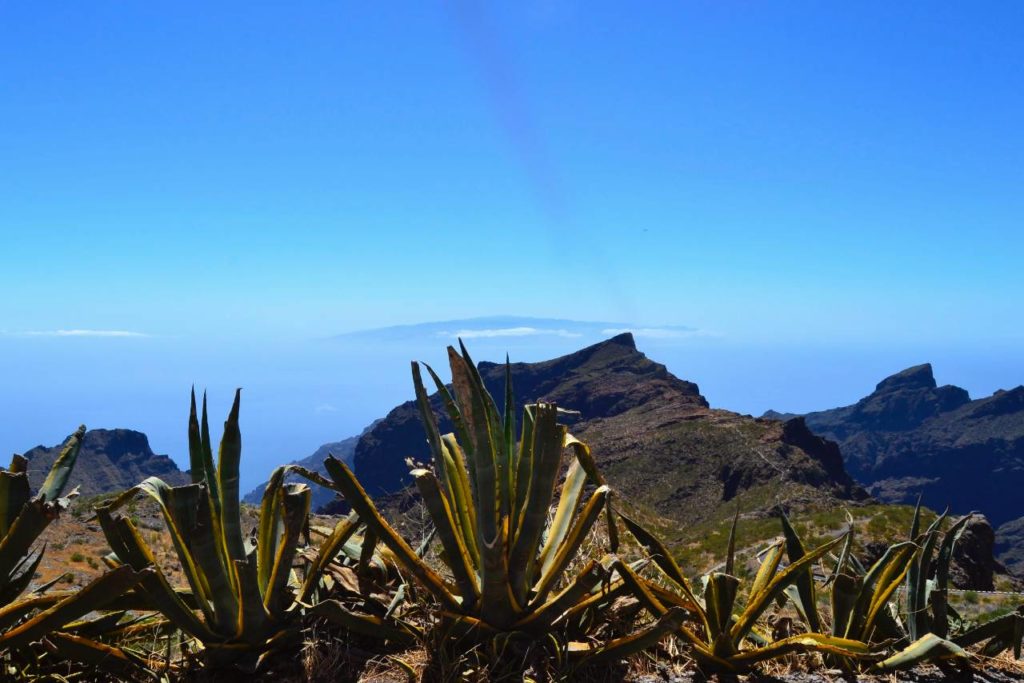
[730,534,846,643]
[730,633,874,666]
[932,513,973,638]
[412,468,479,607]
[778,508,821,633]
[530,485,608,607]
[860,542,916,640]
[750,541,784,601]
[873,633,967,671]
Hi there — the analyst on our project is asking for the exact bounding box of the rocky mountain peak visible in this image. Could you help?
[22,428,188,497]
[874,363,937,393]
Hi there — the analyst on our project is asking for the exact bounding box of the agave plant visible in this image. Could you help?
[780,503,1023,671]
[0,427,149,675]
[319,343,637,645]
[96,390,408,669]
[616,510,872,673]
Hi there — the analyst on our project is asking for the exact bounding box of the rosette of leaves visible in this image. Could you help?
[779,503,1022,672]
[615,510,872,674]
[96,390,409,670]
[319,343,670,665]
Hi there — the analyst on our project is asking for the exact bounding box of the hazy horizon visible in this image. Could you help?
[3,316,1022,491]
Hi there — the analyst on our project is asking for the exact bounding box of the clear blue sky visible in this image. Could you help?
[2,3,1022,487]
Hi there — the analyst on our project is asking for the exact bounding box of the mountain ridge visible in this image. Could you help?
[347,334,867,532]
[764,363,1024,574]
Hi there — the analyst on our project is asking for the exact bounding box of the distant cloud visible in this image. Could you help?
[439,326,583,340]
[10,329,150,338]
[314,404,339,414]
[601,327,710,340]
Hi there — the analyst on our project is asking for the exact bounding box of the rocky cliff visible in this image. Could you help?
[22,428,189,496]
[769,363,1024,527]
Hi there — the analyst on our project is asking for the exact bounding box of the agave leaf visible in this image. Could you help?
[725,507,739,577]
[831,573,860,639]
[457,341,510,523]
[778,507,821,633]
[749,541,784,603]
[322,456,461,611]
[189,389,216,488]
[447,346,515,625]
[439,436,479,569]
[0,469,31,540]
[96,507,216,640]
[510,404,536,542]
[412,469,479,607]
[234,555,269,642]
[257,467,287,594]
[861,542,916,640]
[531,485,608,607]
[110,479,217,621]
[264,483,310,614]
[508,404,564,608]
[908,508,947,641]
[217,389,246,564]
[537,458,587,576]
[421,362,475,487]
[38,425,85,503]
[704,572,740,640]
[873,633,967,671]
[730,633,872,666]
[412,362,446,468]
[1,547,45,605]
[952,608,1023,652]
[514,560,604,631]
[502,355,516,519]
[617,509,710,635]
[932,513,973,638]
[730,534,845,644]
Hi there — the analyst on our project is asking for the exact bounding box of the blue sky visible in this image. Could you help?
[2,3,1022,488]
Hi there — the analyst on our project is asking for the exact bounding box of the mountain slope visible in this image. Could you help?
[351,334,867,533]
[22,428,189,496]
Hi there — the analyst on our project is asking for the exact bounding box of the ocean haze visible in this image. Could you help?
[2,316,1023,493]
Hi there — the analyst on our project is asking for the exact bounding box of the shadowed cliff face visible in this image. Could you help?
[22,428,189,496]
[766,364,1024,574]
[776,363,1024,527]
[348,334,866,526]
